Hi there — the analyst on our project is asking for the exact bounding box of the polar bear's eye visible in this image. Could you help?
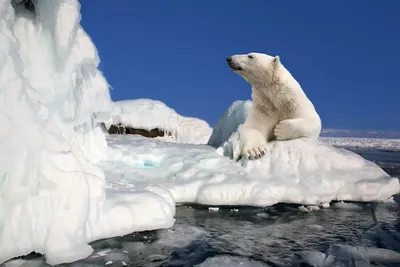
[248,55,254,59]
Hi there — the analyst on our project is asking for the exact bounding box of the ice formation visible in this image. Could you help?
[0,1,174,265]
[105,99,213,144]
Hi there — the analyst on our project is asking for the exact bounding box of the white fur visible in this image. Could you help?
[227,52,321,160]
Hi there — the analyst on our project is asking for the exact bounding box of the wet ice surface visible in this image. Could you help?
[5,151,400,267]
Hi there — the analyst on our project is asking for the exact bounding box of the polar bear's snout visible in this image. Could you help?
[226,56,243,71]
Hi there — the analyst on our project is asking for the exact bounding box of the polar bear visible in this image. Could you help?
[226,52,321,160]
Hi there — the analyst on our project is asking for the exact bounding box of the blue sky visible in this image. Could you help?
[80,1,400,130]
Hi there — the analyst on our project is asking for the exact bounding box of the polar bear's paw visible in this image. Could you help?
[240,141,267,160]
[274,119,304,141]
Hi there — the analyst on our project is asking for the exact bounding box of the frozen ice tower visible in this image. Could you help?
[0,0,113,264]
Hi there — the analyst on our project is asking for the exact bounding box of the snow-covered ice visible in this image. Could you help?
[102,132,399,208]
[105,99,213,144]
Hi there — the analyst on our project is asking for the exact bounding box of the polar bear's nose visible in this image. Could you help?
[226,57,233,63]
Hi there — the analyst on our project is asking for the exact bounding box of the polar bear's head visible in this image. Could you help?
[226,52,281,85]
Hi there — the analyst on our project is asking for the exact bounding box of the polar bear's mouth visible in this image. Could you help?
[228,62,243,71]
[226,57,243,71]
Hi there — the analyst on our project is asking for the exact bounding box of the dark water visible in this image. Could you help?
[355,150,400,177]
[6,150,400,267]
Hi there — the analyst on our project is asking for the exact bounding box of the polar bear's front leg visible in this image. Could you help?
[274,118,321,140]
[239,127,268,160]
[238,109,276,160]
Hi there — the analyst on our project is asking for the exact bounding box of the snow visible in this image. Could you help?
[207,100,252,148]
[105,99,213,144]
[1,1,399,265]
[105,99,181,134]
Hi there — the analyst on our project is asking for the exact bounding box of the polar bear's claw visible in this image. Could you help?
[242,144,267,160]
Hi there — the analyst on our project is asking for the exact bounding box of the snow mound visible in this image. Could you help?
[106,99,181,134]
[207,100,251,148]
[175,116,214,144]
[0,1,173,265]
[105,99,213,144]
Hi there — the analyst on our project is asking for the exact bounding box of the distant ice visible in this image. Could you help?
[321,128,400,139]
[321,137,400,152]
[105,99,213,144]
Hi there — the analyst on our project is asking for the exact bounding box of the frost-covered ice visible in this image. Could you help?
[321,136,400,152]
[0,1,173,265]
[105,99,213,144]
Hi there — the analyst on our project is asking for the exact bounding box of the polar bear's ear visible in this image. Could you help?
[273,56,280,65]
